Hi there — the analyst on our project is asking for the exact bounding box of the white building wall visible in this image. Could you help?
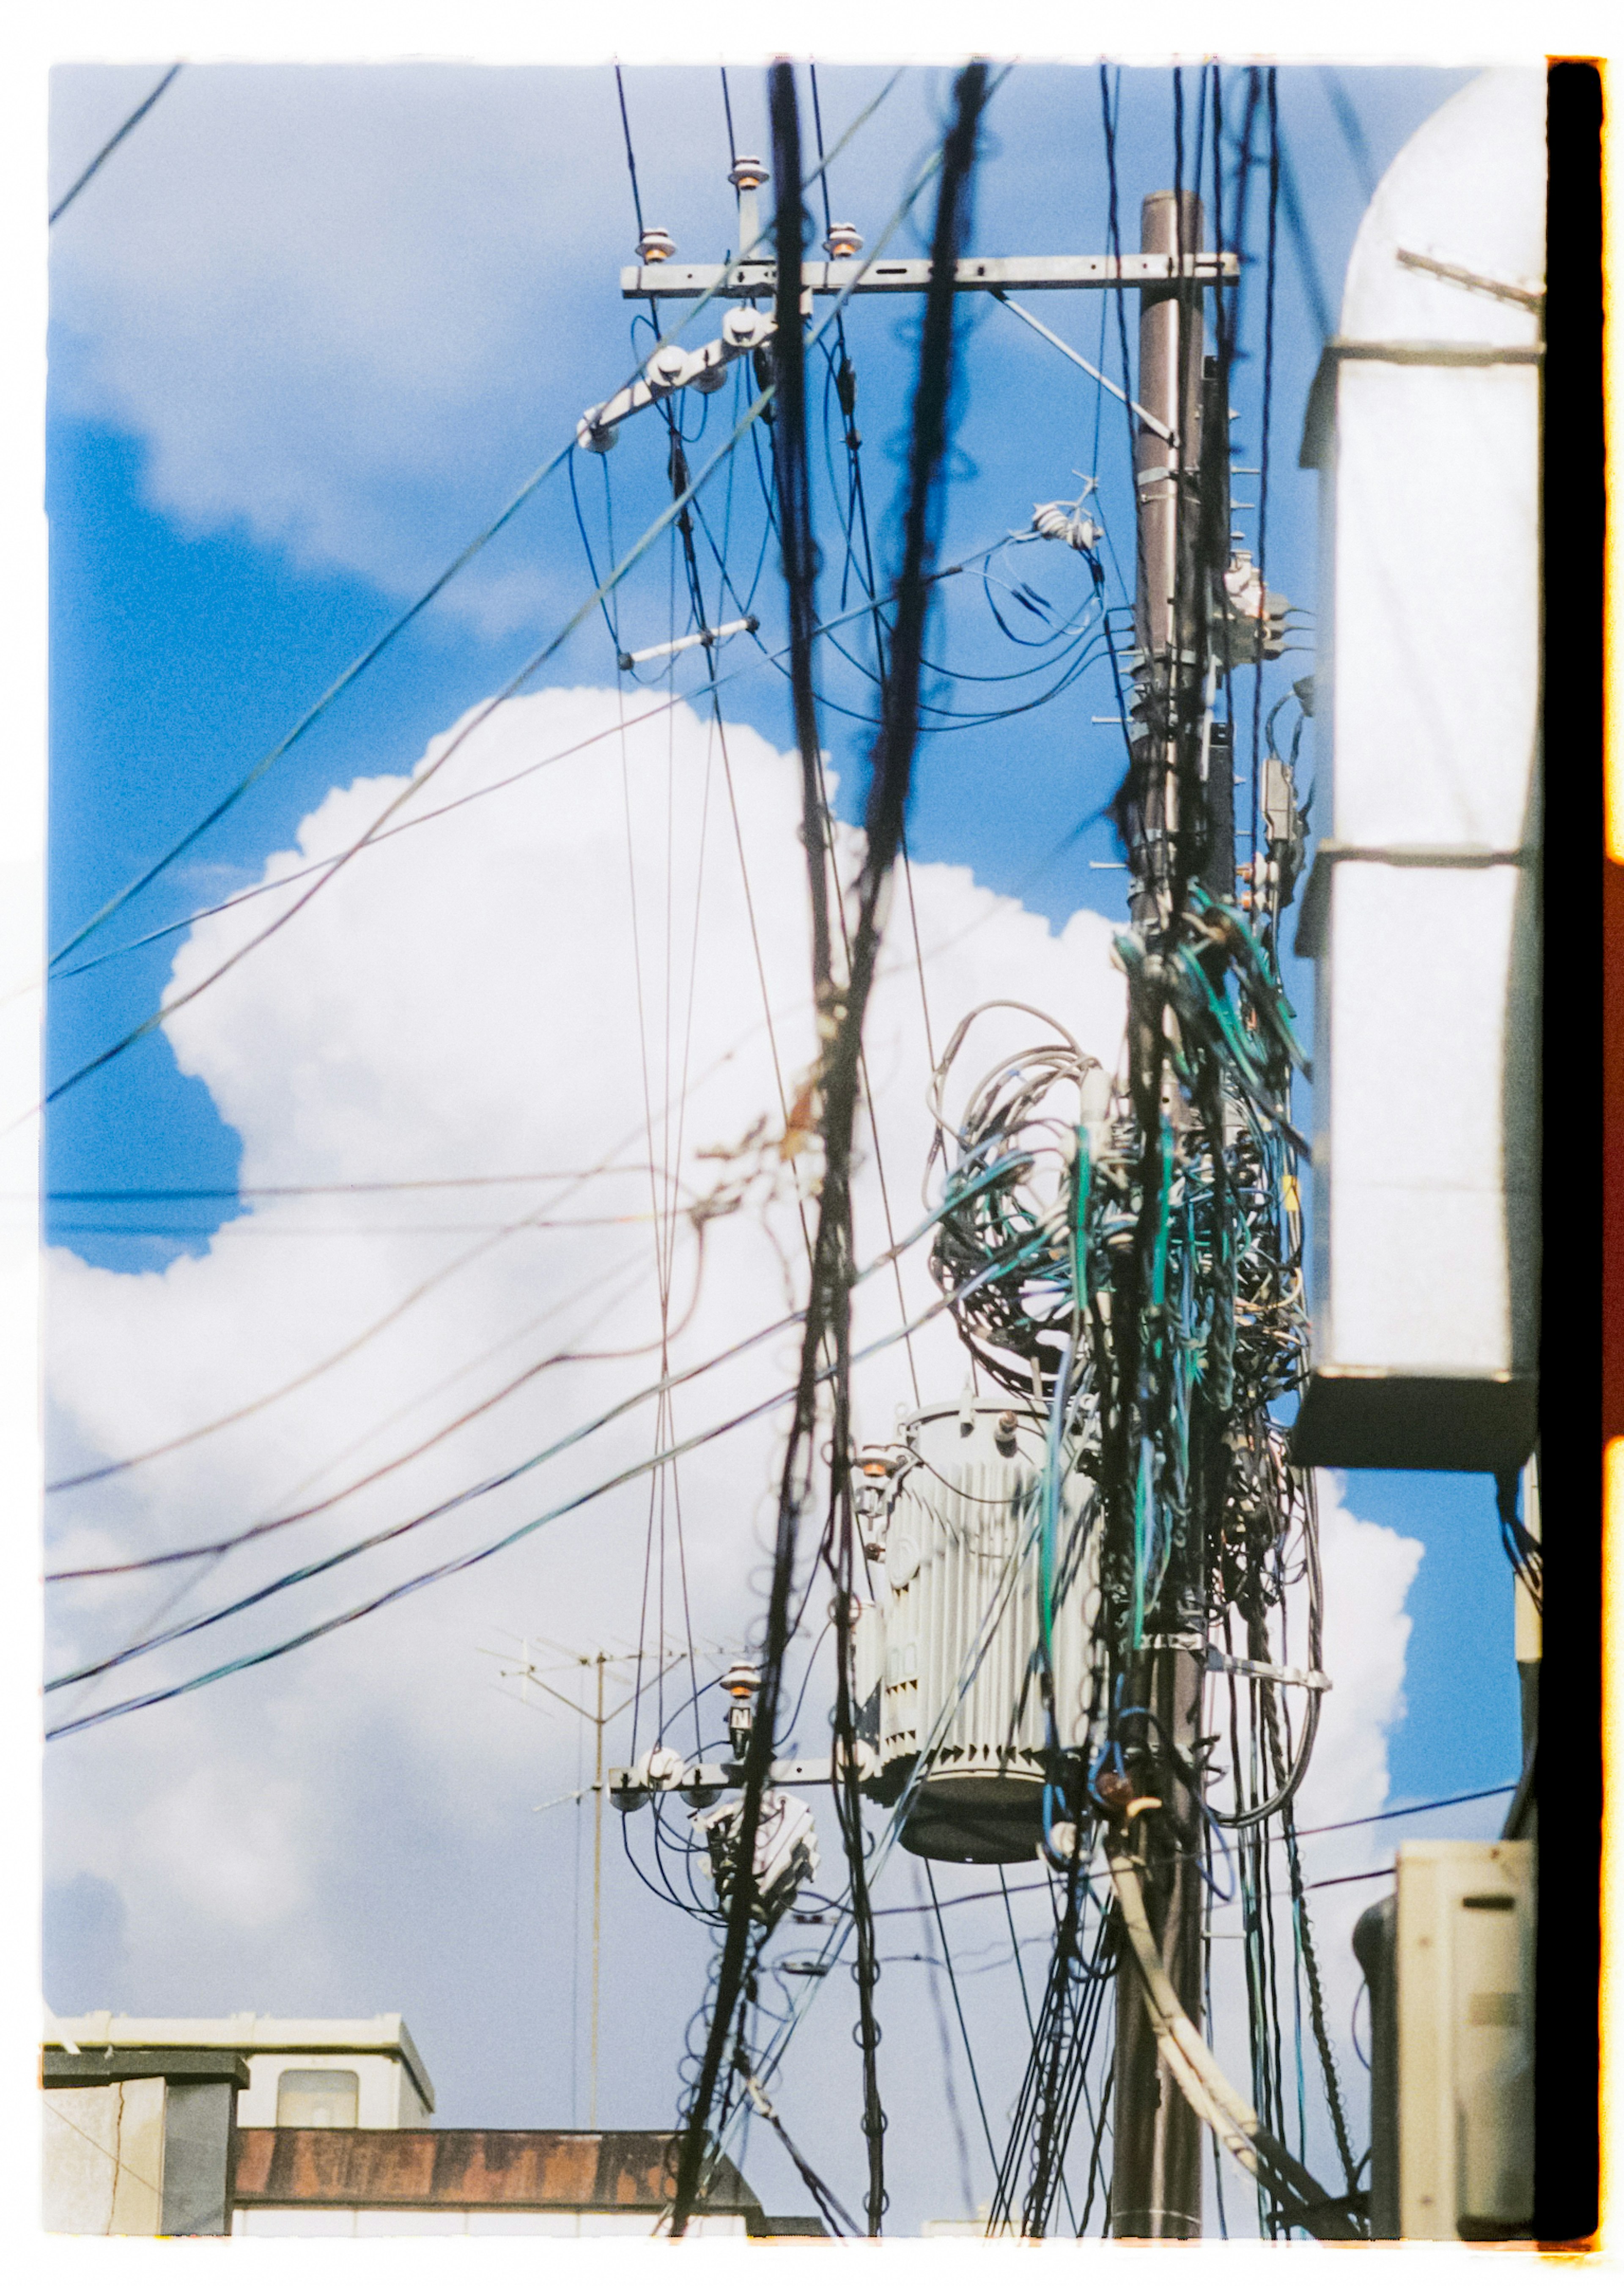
[235,2050,424,2129]
[42,2078,166,2235]
[48,2012,435,2127]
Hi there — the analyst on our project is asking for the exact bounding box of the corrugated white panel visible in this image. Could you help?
[870,1403,1102,1860]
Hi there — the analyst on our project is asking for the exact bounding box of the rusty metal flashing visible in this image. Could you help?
[230,2127,760,2215]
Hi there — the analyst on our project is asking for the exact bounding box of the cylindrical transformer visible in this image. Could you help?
[854,1399,1103,1863]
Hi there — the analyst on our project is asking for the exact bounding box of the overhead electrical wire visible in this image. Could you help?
[40,557,986,1000]
[47,1163,1051,1715]
[50,64,183,226]
[45,1153,689,1492]
[33,129,963,1135]
[46,1203,1053,1743]
[44,71,905,981]
[46,1241,699,1584]
[670,63,991,2240]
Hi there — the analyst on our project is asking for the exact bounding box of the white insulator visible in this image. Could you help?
[645,343,690,393]
[691,1789,818,1926]
[642,1744,686,1790]
[1032,501,1102,551]
[578,410,619,454]
[721,306,774,353]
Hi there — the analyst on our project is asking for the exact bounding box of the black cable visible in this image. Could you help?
[614,65,647,238]
[47,1153,675,1494]
[769,64,832,1000]
[567,445,622,649]
[808,67,835,239]
[1248,71,1280,859]
[49,1236,1044,1723]
[51,64,183,225]
[924,1861,999,2173]
[47,1246,700,1582]
[35,365,798,1123]
[719,68,738,171]
[669,62,989,2238]
[47,76,905,980]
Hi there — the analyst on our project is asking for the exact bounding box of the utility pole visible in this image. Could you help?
[1108,186,1214,2244]
[586,173,1242,2237]
[489,1639,687,2127]
[590,1650,605,2125]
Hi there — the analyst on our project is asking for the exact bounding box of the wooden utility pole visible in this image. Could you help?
[1108,185,1213,2243]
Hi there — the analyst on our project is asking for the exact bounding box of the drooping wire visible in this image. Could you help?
[669,60,990,2239]
[614,64,647,239]
[50,63,183,225]
[42,71,906,984]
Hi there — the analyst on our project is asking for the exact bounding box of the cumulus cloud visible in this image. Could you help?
[43,687,1421,2220]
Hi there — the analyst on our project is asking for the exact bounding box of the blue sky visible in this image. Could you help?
[41,56,1523,2209]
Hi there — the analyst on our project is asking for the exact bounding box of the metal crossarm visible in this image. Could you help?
[622,251,1241,300]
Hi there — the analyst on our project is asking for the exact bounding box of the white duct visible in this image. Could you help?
[1292,69,1544,1471]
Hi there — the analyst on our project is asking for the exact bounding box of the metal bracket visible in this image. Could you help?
[1300,334,1543,467]
[1138,1635,1331,1691]
[1295,839,1535,958]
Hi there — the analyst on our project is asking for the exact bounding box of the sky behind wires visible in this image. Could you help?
[41,57,1519,2201]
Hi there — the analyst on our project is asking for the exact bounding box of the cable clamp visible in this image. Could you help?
[1206,1649,1331,1691]
[1138,1635,1331,1690]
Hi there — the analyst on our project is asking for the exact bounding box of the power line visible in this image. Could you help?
[45,1154,663,1493]
[46,1250,691,1585]
[613,66,647,239]
[39,1171,659,1203]
[36,537,996,1003]
[45,70,905,979]
[46,1208,1042,1740]
[50,64,183,225]
[33,133,952,1130]
[48,1159,1039,1612]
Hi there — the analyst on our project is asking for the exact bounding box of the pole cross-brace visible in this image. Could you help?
[579,306,778,450]
[607,1752,841,1809]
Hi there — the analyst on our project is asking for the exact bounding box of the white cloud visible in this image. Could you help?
[47,63,933,633]
[42,687,1423,2215]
